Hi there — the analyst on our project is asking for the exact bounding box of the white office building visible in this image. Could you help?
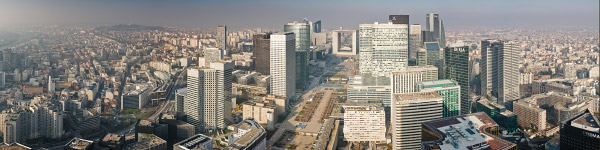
[270,32,296,104]
[185,61,233,133]
[359,22,409,78]
[343,106,386,143]
[391,92,443,150]
[480,40,520,105]
[391,65,438,94]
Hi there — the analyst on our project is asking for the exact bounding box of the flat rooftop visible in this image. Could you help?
[229,120,265,149]
[394,91,441,102]
[123,134,166,150]
[102,133,123,143]
[343,105,384,111]
[571,112,600,133]
[419,79,457,86]
[138,120,153,127]
[66,138,94,150]
[422,113,516,150]
[174,134,212,149]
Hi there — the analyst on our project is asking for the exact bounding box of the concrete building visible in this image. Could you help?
[391,92,443,150]
[226,119,267,150]
[121,85,153,111]
[99,133,125,150]
[332,30,358,56]
[253,94,287,115]
[359,22,409,78]
[0,102,64,143]
[122,134,167,150]
[421,112,517,150]
[65,138,95,150]
[175,88,186,113]
[417,48,427,66]
[185,62,234,133]
[342,106,386,143]
[242,101,276,130]
[444,44,471,114]
[174,134,213,150]
[253,33,271,75]
[481,40,520,106]
[347,76,392,106]
[513,100,547,131]
[270,32,296,104]
[202,48,224,67]
[417,80,461,117]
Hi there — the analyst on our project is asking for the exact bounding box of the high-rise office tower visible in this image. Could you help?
[295,50,308,90]
[425,13,446,47]
[0,72,5,88]
[417,48,427,66]
[409,24,423,61]
[201,48,223,67]
[425,42,444,78]
[48,76,55,92]
[391,65,438,95]
[359,22,409,79]
[480,40,520,106]
[185,62,233,133]
[391,92,443,150]
[284,22,311,51]
[0,49,12,72]
[389,15,409,24]
[217,25,227,53]
[417,80,461,117]
[253,33,271,75]
[444,45,471,114]
[270,32,296,104]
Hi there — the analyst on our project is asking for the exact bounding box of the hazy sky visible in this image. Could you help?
[0,0,598,30]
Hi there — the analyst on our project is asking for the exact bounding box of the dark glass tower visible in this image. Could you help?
[253,33,271,75]
[560,109,600,150]
[445,45,470,114]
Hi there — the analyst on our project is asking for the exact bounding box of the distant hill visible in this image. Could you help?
[94,24,165,31]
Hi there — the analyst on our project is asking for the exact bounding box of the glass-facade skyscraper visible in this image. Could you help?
[295,50,308,90]
[444,45,471,114]
[284,22,311,51]
[425,13,445,48]
[253,33,271,75]
[425,42,444,78]
[417,79,461,117]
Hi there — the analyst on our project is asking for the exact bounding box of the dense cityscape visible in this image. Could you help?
[0,1,598,150]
